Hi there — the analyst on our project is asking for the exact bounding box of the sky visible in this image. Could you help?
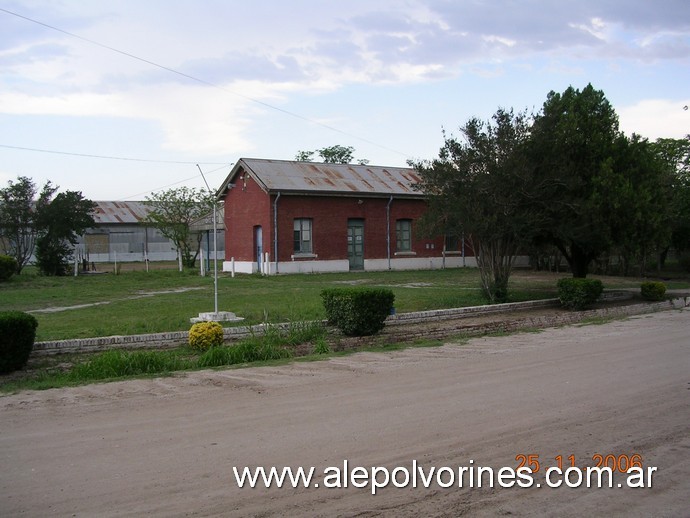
[1,0,689,201]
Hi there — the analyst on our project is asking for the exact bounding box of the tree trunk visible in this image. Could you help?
[569,243,591,278]
[659,246,669,270]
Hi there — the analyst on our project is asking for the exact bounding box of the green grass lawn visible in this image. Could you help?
[1,265,687,342]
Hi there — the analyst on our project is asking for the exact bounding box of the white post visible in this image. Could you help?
[200,247,205,276]
[178,249,183,272]
[231,257,235,278]
[74,247,78,277]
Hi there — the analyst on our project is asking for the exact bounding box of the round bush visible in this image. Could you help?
[0,255,18,282]
[640,281,666,301]
[557,278,604,310]
[0,311,38,374]
[321,287,395,336]
[188,321,224,350]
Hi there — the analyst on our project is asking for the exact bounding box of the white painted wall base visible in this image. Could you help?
[222,256,529,275]
[364,256,479,271]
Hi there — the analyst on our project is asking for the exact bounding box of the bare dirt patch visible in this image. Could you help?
[28,287,204,314]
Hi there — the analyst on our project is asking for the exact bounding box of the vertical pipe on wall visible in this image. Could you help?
[273,192,281,275]
[386,195,393,270]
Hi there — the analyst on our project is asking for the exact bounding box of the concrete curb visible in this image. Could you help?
[31,293,687,356]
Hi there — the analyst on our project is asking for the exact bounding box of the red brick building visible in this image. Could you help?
[216,158,472,274]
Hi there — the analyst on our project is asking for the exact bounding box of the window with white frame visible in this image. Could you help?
[396,219,412,252]
[293,218,313,254]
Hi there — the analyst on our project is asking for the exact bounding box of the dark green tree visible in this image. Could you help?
[596,134,673,275]
[144,187,214,269]
[414,108,542,303]
[0,177,56,273]
[529,84,621,277]
[652,136,690,258]
[35,190,96,276]
[318,145,355,164]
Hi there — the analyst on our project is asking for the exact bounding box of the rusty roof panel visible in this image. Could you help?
[91,201,152,224]
[237,158,423,197]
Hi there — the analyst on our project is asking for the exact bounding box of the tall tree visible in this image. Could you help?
[597,134,673,275]
[34,190,96,276]
[529,84,621,277]
[144,187,214,269]
[652,136,690,257]
[415,108,541,303]
[0,177,56,273]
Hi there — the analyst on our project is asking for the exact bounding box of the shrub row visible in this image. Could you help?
[321,287,395,336]
[58,321,326,384]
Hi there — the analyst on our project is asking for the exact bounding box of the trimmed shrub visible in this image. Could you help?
[0,255,18,282]
[556,278,604,310]
[0,311,38,374]
[321,287,395,336]
[640,281,666,301]
[188,321,224,350]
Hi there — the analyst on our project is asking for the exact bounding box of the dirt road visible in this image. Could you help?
[2,309,689,517]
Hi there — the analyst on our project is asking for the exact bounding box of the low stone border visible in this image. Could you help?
[364,296,689,349]
[31,293,686,357]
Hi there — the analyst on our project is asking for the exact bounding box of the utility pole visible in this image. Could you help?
[197,164,218,314]
[190,164,242,324]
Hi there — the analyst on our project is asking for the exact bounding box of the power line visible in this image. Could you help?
[119,164,233,201]
[0,143,233,201]
[0,143,232,165]
[0,7,411,159]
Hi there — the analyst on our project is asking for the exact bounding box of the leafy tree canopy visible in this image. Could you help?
[529,84,622,277]
[414,108,542,302]
[0,176,55,273]
[35,189,96,276]
[144,187,214,269]
[652,136,690,253]
[295,145,369,165]
[0,177,93,276]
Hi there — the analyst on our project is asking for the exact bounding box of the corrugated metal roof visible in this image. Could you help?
[220,158,424,197]
[190,207,226,231]
[91,201,152,224]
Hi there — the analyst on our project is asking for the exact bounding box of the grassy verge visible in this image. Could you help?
[0,267,552,341]
[1,266,687,342]
[0,321,326,393]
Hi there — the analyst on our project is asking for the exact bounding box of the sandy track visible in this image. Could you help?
[1,309,689,517]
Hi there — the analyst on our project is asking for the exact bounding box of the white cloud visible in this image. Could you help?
[618,99,690,140]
